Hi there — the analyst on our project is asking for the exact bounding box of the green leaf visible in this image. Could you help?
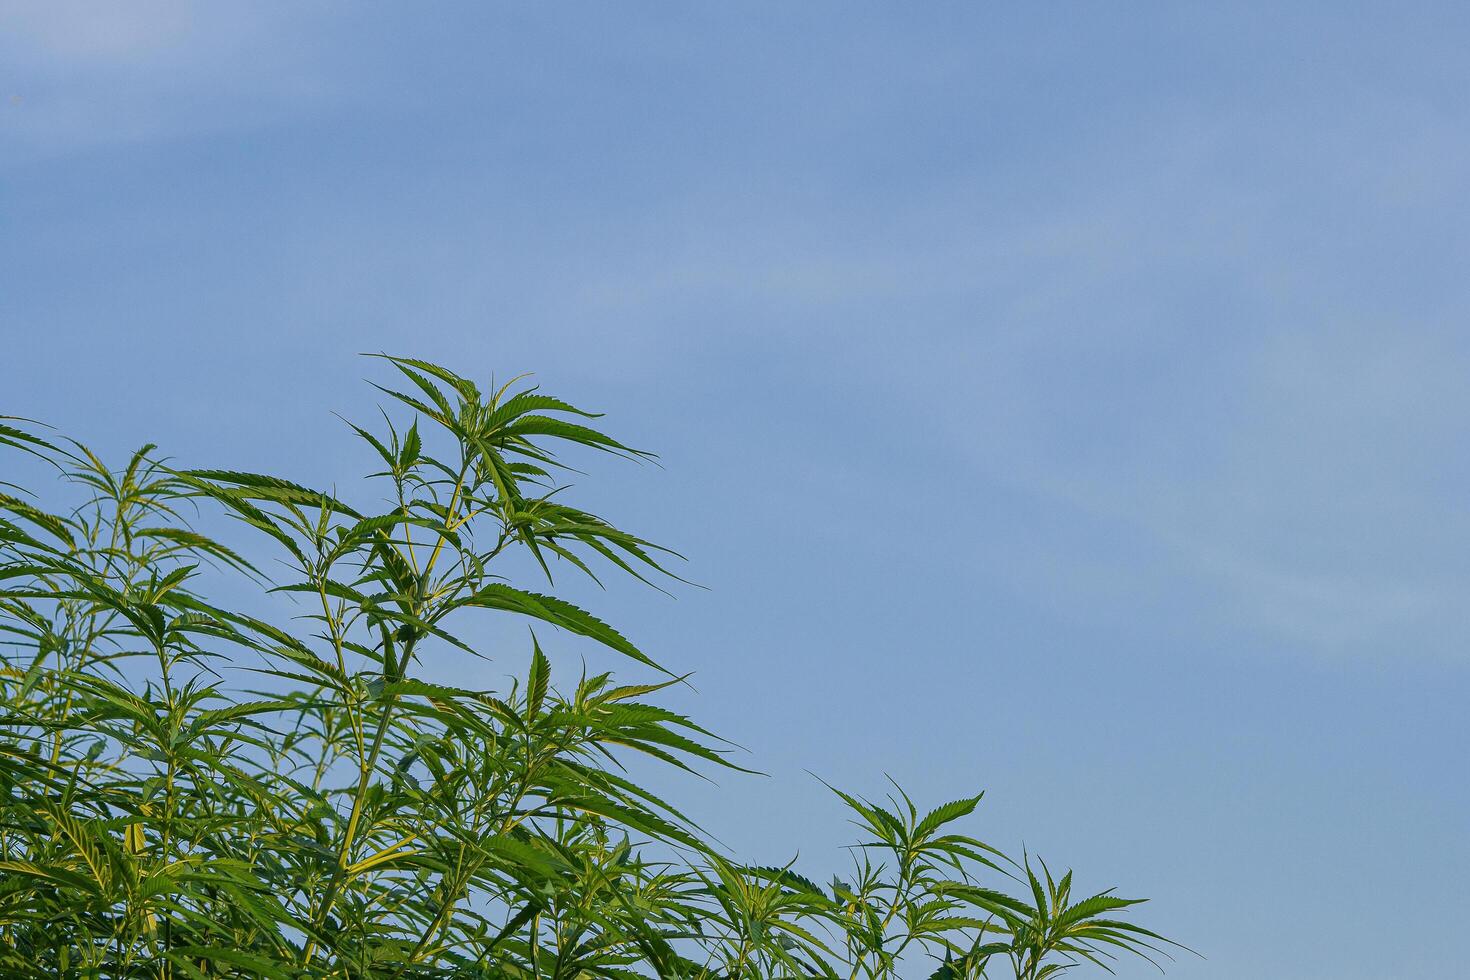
[527,636,550,720]
[458,584,665,673]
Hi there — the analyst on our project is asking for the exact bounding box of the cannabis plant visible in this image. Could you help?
[0,356,1179,977]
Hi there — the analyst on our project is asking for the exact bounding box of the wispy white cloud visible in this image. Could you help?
[486,92,1470,656]
[4,2,195,63]
[0,2,332,158]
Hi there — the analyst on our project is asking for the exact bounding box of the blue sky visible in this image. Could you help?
[4,4,1469,976]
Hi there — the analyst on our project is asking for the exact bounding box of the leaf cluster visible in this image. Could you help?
[0,360,1181,978]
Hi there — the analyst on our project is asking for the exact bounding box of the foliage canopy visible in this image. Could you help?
[0,357,1178,978]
